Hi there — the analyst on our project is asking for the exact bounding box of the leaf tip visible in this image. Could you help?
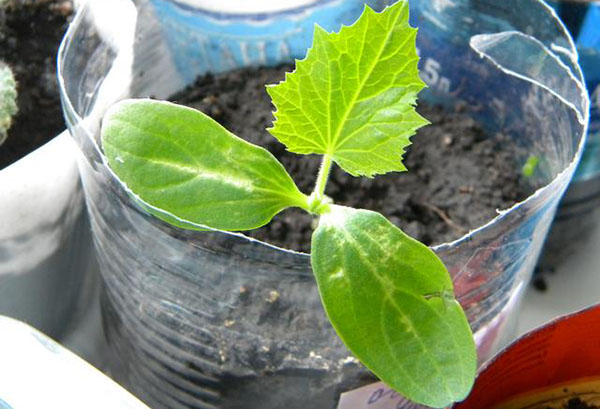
[313,22,328,35]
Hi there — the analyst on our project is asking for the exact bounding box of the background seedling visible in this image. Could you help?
[522,155,540,178]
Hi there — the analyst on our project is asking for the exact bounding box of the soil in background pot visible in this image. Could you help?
[547,398,599,409]
[169,65,536,253]
[0,0,73,170]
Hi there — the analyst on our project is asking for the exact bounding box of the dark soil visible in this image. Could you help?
[546,398,600,409]
[532,274,549,292]
[169,65,534,253]
[0,0,73,170]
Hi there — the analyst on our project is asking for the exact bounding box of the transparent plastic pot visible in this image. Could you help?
[537,1,600,269]
[58,0,588,408]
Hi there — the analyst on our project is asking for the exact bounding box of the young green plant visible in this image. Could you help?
[522,154,540,178]
[0,61,17,145]
[100,2,477,407]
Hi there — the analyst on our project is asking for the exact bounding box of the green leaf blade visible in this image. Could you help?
[311,206,476,407]
[268,1,429,177]
[101,99,307,231]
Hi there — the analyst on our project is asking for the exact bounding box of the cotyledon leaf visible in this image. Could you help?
[268,1,429,178]
[101,99,308,231]
[311,205,476,408]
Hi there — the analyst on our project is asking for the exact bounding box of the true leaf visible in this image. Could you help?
[268,1,428,177]
[311,205,476,408]
[101,99,307,231]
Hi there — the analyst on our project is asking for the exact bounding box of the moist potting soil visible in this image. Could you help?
[546,398,600,409]
[0,0,72,170]
[169,65,536,253]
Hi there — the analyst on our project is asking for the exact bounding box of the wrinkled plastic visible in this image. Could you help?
[58,0,588,408]
[548,0,600,184]
[537,1,600,268]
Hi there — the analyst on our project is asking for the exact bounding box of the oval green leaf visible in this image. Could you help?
[101,99,307,231]
[311,205,476,407]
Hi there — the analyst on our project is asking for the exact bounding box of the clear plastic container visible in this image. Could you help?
[58,1,588,408]
[537,1,600,268]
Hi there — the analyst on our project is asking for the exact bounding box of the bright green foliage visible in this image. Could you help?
[312,205,476,407]
[522,154,539,178]
[0,62,17,145]
[267,1,428,177]
[101,2,476,407]
[102,100,307,231]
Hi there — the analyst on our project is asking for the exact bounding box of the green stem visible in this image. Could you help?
[314,154,332,200]
[305,154,333,215]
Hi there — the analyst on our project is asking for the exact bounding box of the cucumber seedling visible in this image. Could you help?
[101,2,477,406]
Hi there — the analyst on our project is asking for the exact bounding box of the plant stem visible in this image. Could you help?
[305,155,333,214]
[314,154,332,201]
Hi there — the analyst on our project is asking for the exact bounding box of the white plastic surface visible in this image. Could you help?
[0,316,150,409]
[0,131,80,275]
[519,222,600,334]
[0,131,97,340]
